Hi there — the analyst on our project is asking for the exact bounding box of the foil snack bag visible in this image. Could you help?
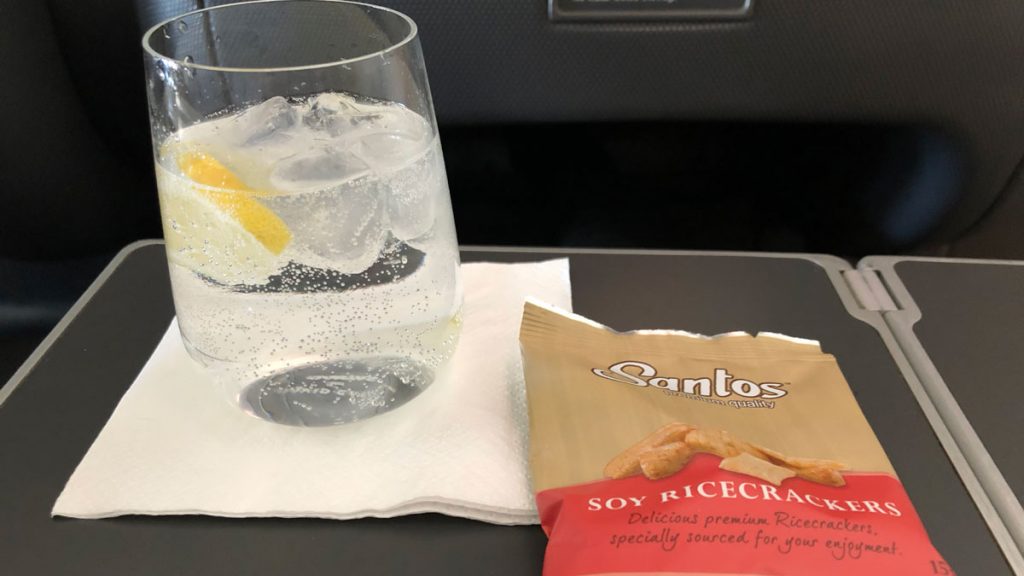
[519,301,954,576]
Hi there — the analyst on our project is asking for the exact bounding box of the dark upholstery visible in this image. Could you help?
[6,0,1024,259]
[2,0,1023,381]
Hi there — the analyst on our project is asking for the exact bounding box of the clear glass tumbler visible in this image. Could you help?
[143,0,462,426]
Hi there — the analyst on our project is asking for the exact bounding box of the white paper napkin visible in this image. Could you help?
[53,258,571,525]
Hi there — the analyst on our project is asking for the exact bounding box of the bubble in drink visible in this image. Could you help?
[155,92,462,426]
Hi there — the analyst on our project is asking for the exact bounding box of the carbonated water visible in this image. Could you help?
[155,93,462,426]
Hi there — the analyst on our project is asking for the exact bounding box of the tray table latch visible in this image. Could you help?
[841,268,899,311]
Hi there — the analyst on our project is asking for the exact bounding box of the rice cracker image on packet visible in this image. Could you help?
[519,301,954,576]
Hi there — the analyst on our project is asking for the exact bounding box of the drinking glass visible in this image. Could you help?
[143,0,462,426]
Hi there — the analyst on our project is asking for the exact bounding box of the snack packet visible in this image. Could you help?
[519,301,954,576]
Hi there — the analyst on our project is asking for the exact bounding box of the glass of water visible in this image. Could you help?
[143,1,462,426]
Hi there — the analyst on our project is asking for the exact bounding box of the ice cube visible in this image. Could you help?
[356,131,426,170]
[383,147,443,242]
[270,146,370,192]
[303,93,358,134]
[302,92,386,139]
[264,183,387,274]
[233,96,299,145]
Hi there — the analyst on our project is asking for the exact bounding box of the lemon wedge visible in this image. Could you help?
[177,152,291,254]
[178,150,251,191]
[157,152,291,285]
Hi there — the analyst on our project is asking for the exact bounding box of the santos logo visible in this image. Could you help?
[591,361,788,400]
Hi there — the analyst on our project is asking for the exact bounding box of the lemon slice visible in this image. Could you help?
[178,152,291,254]
[157,152,292,285]
[178,150,251,191]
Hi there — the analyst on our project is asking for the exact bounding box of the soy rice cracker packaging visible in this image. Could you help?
[519,301,954,576]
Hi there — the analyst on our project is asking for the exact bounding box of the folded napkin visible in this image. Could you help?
[53,258,571,525]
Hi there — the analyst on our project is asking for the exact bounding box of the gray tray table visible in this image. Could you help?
[861,256,1024,564]
[0,242,1018,574]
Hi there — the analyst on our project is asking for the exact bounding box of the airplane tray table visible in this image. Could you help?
[0,242,1013,575]
[862,256,1024,560]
